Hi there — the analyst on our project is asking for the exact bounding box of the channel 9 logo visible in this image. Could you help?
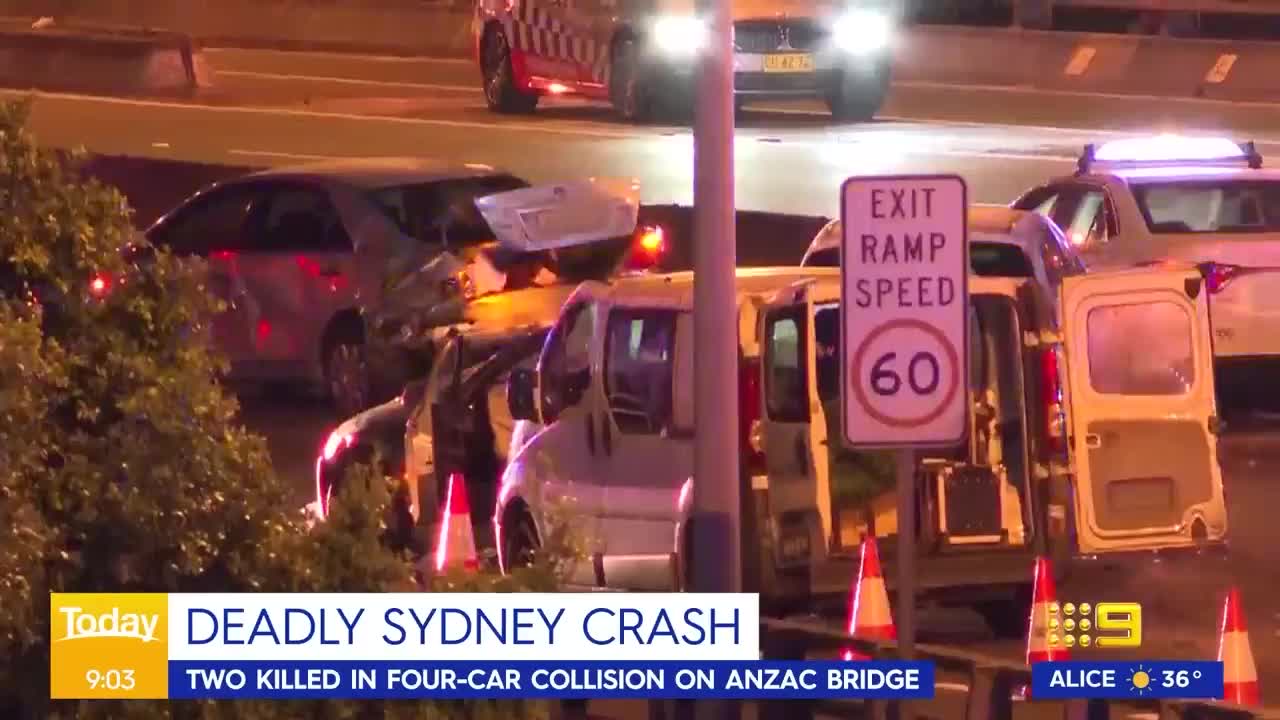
[1047,602,1142,650]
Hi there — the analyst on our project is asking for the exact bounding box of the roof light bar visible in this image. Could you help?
[1078,135,1262,173]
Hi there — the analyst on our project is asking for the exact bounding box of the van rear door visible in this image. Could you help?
[759,285,833,569]
[1058,268,1227,553]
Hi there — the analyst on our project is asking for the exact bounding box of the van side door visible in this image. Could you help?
[595,305,687,589]
[759,289,833,570]
[1057,268,1227,553]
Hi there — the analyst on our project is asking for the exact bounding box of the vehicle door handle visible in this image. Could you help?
[1084,433,1102,449]
[585,413,596,455]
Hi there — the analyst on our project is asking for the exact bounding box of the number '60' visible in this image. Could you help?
[871,351,941,396]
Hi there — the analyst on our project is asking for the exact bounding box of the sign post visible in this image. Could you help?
[839,175,969,674]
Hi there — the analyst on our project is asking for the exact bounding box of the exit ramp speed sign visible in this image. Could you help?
[840,175,969,449]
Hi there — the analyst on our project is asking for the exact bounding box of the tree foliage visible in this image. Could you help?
[0,99,567,719]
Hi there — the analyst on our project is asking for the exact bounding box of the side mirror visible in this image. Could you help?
[507,367,540,423]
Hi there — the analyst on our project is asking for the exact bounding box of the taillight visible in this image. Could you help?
[316,430,356,518]
[627,225,667,271]
[1204,263,1240,294]
[88,272,113,298]
[1039,348,1066,456]
[739,356,766,474]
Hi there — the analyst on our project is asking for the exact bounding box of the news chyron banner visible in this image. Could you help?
[50,593,934,701]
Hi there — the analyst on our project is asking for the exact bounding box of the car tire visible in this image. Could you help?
[482,27,538,114]
[826,63,890,123]
[502,508,539,572]
[610,37,656,123]
[323,323,372,417]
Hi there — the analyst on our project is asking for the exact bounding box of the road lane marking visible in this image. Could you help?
[216,69,475,92]
[895,78,1280,111]
[1127,713,1159,720]
[204,47,473,65]
[7,89,646,140]
[230,149,354,161]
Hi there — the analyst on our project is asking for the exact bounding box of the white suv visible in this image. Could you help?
[1013,136,1280,405]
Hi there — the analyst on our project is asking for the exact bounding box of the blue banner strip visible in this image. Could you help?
[1031,661,1224,700]
[168,660,935,700]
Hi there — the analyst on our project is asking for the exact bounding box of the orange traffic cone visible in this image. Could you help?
[842,537,896,660]
[1026,556,1068,665]
[1219,588,1260,706]
[433,472,478,573]
[1022,557,1067,699]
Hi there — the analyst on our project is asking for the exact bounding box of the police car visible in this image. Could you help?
[473,0,896,122]
[1012,136,1280,404]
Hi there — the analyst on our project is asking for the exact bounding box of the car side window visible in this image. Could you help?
[150,185,258,256]
[252,186,351,252]
[604,309,676,434]
[1018,186,1062,217]
[539,301,594,423]
[1065,190,1112,250]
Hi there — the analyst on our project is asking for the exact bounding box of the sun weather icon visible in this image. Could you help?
[1129,665,1152,696]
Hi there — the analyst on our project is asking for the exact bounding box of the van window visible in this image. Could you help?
[764,309,808,422]
[539,301,594,422]
[604,309,676,434]
[814,304,840,403]
[1086,302,1195,395]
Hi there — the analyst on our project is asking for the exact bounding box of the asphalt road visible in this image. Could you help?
[12,45,1280,709]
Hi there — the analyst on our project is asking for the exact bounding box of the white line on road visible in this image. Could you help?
[1127,712,1159,720]
[8,89,645,140]
[229,149,354,161]
[215,69,475,92]
[204,47,473,65]
[935,681,971,693]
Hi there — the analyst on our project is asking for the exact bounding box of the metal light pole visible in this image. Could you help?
[689,0,738,600]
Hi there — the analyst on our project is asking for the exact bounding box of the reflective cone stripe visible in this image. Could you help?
[1026,556,1068,665]
[434,472,478,573]
[1219,588,1259,706]
[843,538,895,660]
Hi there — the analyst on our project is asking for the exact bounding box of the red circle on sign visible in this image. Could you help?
[851,318,961,429]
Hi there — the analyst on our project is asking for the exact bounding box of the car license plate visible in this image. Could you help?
[763,53,813,73]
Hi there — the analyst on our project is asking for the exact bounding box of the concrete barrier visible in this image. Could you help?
[896,24,1280,104]
[0,23,205,96]
[0,0,474,57]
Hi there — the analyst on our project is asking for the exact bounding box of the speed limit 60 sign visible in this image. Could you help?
[840,175,969,448]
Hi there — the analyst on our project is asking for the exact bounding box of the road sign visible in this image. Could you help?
[840,174,969,449]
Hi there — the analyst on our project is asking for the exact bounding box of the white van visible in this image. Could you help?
[500,262,1228,626]
[759,264,1228,631]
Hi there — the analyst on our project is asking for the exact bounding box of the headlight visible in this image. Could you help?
[832,9,892,54]
[652,16,706,54]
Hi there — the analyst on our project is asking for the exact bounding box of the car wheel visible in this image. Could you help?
[324,333,371,417]
[610,37,655,123]
[482,27,538,114]
[826,63,890,123]
[502,510,539,572]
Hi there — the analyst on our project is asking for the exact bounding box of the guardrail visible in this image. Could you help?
[556,617,1269,720]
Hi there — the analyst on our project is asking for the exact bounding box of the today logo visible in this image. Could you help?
[57,606,161,643]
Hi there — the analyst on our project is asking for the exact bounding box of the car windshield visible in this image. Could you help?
[1132,180,1280,234]
[368,175,529,245]
[804,241,1033,278]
